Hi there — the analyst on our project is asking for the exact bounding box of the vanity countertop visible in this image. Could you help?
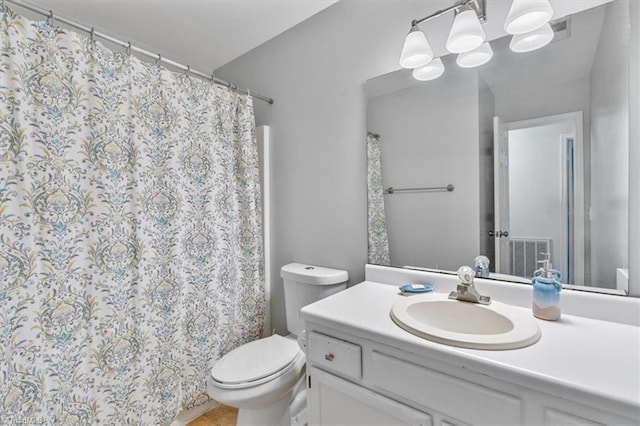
[301,281,640,417]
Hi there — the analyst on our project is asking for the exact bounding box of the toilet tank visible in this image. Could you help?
[281,263,348,336]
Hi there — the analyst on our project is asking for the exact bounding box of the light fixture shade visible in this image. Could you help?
[456,42,494,68]
[412,57,445,81]
[504,0,554,35]
[509,23,554,52]
[399,25,434,69]
[445,8,486,54]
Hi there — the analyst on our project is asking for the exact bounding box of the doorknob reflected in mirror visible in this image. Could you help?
[489,230,509,238]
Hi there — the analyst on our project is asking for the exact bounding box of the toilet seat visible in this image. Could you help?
[211,335,302,390]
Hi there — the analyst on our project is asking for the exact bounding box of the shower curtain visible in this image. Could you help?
[0,7,264,424]
[367,133,390,265]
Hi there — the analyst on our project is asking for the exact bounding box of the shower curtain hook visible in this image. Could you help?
[186,65,190,77]
[156,54,161,66]
[126,42,131,56]
[89,27,95,42]
[48,10,54,27]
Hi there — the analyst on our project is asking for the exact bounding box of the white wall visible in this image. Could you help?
[589,0,630,287]
[367,63,480,270]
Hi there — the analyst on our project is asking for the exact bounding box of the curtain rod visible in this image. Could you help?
[3,0,274,105]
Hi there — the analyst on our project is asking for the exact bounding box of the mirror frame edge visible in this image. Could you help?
[366,0,639,297]
[628,0,639,297]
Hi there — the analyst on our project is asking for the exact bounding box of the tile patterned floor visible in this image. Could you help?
[187,404,238,426]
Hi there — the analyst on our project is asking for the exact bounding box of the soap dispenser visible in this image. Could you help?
[532,253,562,321]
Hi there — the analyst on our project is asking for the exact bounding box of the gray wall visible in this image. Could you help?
[215,1,446,334]
[367,67,480,270]
[589,0,630,286]
[493,77,591,125]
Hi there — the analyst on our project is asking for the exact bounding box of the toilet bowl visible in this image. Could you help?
[207,335,306,426]
[207,263,349,426]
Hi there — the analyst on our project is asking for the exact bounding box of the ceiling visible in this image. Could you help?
[11,0,338,72]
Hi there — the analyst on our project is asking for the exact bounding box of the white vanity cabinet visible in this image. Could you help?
[309,367,432,426]
[305,326,638,426]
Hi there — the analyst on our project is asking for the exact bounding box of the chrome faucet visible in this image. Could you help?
[448,266,491,305]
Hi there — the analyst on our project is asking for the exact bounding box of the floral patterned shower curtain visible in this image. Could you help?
[367,133,390,265]
[0,7,264,424]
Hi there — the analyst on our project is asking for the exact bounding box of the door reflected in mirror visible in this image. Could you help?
[495,113,584,286]
[366,0,630,294]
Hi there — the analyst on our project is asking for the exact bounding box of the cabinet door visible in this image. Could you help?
[308,367,432,426]
[370,351,522,425]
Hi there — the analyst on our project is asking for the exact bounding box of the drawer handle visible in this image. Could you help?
[324,353,335,362]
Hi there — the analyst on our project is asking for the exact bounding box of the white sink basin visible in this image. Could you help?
[390,293,541,350]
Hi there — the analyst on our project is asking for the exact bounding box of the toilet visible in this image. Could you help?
[207,263,348,426]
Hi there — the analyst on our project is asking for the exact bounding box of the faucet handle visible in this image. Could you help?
[457,266,475,285]
[450,265,491,305]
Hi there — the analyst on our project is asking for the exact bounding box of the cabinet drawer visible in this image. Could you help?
[309,332,362,380]
[371,351,522,425]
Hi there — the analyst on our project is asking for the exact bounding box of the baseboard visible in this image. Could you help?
[170,400,219,426]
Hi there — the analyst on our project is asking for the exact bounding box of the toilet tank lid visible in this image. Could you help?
[281,263,349,285]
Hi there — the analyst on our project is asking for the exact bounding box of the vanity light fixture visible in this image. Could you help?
[399,0,486,70]
[399,24,434,69]
[504,0,554,35]
[456,42,493,68]
[509,22,554,53]
[412,57,446,81]
[399,0,487,79]
[401,0,555,81]
[446,4,486,54]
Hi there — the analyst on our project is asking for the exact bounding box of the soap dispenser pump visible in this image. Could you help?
[532,253,562,321]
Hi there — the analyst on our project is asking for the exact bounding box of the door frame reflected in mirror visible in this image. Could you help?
[494,111,585,287]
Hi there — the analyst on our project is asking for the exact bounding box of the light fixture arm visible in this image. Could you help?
[412,0,486,27]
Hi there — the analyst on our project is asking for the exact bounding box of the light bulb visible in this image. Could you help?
[504,0,554,35]
[456,42,493,68]
[399,25,434,69]
[446,7,486,54]
[510,23,554,53]
[412,58,445,81]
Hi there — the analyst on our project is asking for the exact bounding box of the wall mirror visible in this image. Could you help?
[366,0,631,295]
